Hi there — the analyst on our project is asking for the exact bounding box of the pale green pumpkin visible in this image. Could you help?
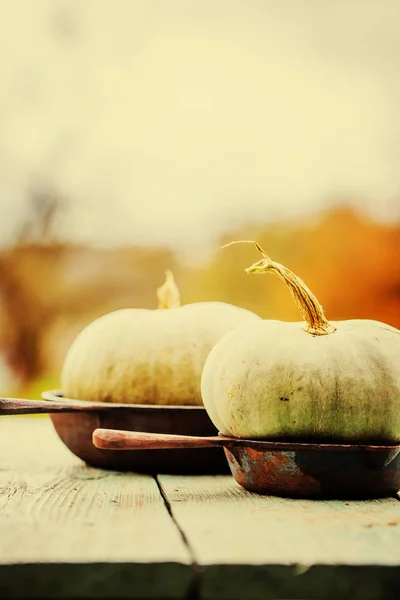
[201,241,400,443]
[61,270,260,406]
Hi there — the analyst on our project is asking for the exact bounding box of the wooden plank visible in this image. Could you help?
[0,417,192,599]
[159,475,400,600]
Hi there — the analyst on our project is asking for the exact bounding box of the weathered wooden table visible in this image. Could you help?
[0,417,399,599]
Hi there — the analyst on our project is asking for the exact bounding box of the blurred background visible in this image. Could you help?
[0,0,399,398]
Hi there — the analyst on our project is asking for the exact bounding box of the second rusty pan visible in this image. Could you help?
[42,390,230,474]
[0,390,230,474]
[92,428,400,499]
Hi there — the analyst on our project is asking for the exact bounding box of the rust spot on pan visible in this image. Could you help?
[225,446,321,497]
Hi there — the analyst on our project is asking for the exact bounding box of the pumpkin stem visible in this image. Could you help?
[221,240,336,336]
[156,270,181,309]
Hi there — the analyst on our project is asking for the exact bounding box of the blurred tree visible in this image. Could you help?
[17,187,64,244]
[0,188,63,385]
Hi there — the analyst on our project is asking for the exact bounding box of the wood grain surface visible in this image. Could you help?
[158,475,400,599]
[0,416,191,599]
[0,416,399,599]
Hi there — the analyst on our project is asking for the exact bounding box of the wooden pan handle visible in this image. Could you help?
[0,397,111,415]
[92,428,229,450]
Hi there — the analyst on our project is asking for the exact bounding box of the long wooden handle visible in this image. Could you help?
[92,428,231,450]
[0,397,110,415]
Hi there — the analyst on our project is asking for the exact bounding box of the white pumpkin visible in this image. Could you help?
[61,270,260,405]
[201,241,400,443]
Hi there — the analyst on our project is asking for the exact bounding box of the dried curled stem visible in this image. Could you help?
[156,270,181,309]
[221,240,336,336]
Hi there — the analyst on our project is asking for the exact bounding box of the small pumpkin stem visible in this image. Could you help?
[221,240,336,336]
[156,270,181,309]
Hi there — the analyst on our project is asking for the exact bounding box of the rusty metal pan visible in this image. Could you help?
[92,429,400,499]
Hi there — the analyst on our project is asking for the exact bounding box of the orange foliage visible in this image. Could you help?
[186,206,400,329]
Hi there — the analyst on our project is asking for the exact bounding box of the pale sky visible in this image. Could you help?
[0,0,399,255]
